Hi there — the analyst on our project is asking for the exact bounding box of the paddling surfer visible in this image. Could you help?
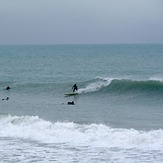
[5,86,11,90]
[72,84,78,93]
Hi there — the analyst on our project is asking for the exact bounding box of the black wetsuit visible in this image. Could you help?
[72,84,78,92]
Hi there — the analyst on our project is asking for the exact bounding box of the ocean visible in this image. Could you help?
[0,44,163,162]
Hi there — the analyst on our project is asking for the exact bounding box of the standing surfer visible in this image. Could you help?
[72,84,78,93]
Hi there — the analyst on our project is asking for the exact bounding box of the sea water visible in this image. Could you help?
[0,44,163,162]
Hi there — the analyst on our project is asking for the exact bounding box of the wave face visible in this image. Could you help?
[77,78,163,95]
[1,77,163,99]
[0,115,163,162]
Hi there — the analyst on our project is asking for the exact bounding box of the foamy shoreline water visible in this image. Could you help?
[0,114,163,162]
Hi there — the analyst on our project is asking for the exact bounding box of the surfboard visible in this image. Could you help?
[64,92,78,96]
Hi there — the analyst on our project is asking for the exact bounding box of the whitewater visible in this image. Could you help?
[0,115,163,162]
[0,44,163,162]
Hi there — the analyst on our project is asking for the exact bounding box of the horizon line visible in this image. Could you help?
[0,43,163,46]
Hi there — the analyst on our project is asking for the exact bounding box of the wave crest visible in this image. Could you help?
[0,115,163,150]
[77,77,163,95]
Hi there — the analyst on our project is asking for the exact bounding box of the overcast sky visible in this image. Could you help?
[0,0,163,44]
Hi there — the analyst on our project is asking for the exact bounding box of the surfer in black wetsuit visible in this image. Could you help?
[72,84,78,93]
[6,86,10,90]
[67,101,75,105]
[2,97,9,101]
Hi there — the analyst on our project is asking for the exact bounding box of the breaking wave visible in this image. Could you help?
[77,77,163,95]
[1,77,163,96]
[0,114,163,150]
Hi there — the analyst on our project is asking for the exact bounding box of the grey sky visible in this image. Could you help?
[0,0,163,44]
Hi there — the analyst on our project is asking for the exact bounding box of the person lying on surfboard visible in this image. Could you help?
[72,84,78,93]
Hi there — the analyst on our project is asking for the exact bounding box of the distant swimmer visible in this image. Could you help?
[67,101,75,105]
[72,84,78,93]
[5,86,11,90]
[2,97,9,101]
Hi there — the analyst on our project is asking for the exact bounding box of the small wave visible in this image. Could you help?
[0,115,163,150]
[77,77,163,95]
[2,77,163,96]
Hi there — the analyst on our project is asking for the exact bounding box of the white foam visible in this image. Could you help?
[149,77,163,82]
[0,115,163,150]
[77,78,113,94]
